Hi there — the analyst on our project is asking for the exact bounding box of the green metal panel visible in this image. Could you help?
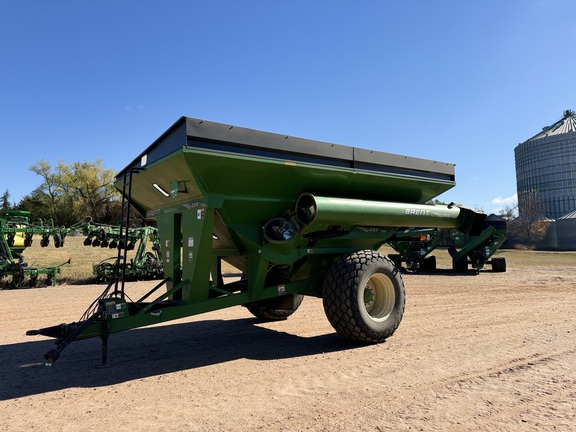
[121,148,455,221]
[180,206,214,302]
[156,212,182,298]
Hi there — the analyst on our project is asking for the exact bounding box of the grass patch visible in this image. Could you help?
[8,234,154,286]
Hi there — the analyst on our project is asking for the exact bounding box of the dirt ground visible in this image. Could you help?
[1,252,575,431]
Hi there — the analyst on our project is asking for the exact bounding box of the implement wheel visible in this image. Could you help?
[323,250,405,343]
[11,272,25,289]
[246,294,304,321]
[492,256,507,272]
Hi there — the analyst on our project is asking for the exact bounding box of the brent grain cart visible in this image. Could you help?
[28,117,486,365]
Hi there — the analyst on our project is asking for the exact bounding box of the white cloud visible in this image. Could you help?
[491,193,517,206]
[489,193,518,215]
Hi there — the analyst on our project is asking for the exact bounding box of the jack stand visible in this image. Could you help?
[97,321,111,368]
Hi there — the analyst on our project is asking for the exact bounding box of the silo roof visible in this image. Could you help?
[527,109,576,141]
[558,209,576,220]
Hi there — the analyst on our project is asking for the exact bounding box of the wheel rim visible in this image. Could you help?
[362,273,395,322]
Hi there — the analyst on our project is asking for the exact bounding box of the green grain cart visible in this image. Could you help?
[28,117,487,365]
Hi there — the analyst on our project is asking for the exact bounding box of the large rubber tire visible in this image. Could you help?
[323,250,405,343]
[245,294,304,321]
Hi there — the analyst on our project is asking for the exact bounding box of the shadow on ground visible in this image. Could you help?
[1,317,359,401]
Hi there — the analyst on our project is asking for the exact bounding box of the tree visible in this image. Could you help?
[28,160,67,223]
[1,189,11,210]
[22,159,124,226]
[427,198,447,205]
[58,160,119,224]
[508,189,550,249]
[497,204,517,221]
[17,190,52,223]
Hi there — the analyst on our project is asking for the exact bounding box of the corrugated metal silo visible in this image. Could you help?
[515,110,576,220]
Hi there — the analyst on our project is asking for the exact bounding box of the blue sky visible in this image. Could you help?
[1,0,575,215]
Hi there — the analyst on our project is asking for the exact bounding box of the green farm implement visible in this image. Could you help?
[387,228,441,271]
[387,216,507,272]
[1,209,163,288]
[81,220,163,282]
[1,210,70,288]
[446,216,507,272]
[28,117,491,365]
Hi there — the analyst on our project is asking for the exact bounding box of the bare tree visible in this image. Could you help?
[510,189,550,249]
[498,204,517,221]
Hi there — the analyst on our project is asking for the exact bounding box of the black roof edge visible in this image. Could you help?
[116,116,455,180]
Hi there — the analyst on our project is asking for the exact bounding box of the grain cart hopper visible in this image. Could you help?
[28,117,486,365]
[1,210,70,288]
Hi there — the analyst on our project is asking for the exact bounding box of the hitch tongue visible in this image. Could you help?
[28,306,105,366]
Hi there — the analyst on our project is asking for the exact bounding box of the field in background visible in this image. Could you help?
[7,235,573,287]
[14,234,152,285]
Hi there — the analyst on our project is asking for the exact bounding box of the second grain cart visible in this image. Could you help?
[29,117,486,365]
